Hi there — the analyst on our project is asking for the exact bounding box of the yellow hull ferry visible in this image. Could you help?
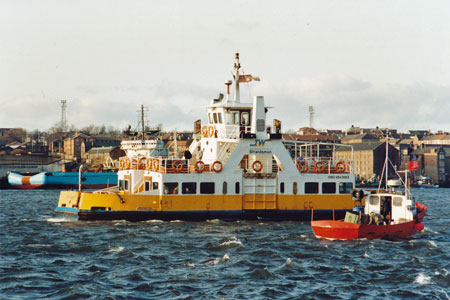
[55,54,356,221]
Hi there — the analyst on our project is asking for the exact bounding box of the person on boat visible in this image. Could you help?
[381,196,392,224]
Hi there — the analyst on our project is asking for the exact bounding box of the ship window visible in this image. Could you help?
[209,113,213,124]
[124,180,129,191]
[369,196,379,205]
[305,182,319,194]
[200,182,215,194]
[145,181,151,191]
[293,182,298,195]
[182,182,196,194]
[256,119,265,132]
[153,182,159,190]
[213,113,218,124]
[339,182,353,194]
[223,181,227,194]
[235,182,240,194]
[241,112,249,125]
[322,182,336,194]
[119,180,125,191]
[393,197,403,207]
[280,182,285,194]
[218,113,223,124]
[164,182,178,194]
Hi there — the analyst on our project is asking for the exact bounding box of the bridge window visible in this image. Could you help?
[322,182,336,194]
[339,182,353,194]
[209,113,213,124]
[305,182,319,194]
[145,181,151,191]
[164,182,178,194]
[218,113,223,124]
[235,182,240,194]
[241,112,249,126]
[293,182,298,195]
[280,182,285,194]
[182,182,196,194]
[119,180,129,191]
[213,113,218,124]
[200,182,215,194]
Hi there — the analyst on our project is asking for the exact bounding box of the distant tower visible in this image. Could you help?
[61,100,67,133]
[309,106,314,129]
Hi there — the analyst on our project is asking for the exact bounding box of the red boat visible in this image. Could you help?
[311,182,427,240]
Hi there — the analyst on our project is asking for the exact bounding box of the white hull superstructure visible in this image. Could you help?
[56,54,356,221]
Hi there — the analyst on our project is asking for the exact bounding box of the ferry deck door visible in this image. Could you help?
[243,177,277,210]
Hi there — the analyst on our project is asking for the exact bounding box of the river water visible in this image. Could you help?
[0,189,448,299]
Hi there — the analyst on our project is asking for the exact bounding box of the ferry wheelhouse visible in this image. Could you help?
[56,53,357,221]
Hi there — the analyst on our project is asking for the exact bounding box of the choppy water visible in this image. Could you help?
[0,189,449,300]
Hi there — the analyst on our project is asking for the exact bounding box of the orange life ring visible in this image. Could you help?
[252,160,263,172]
[313,161,325,173]
[212,161,223,173]
[172,160,183,172]
[297,161,308,173]
[119,158,124,170]
[335,160,345,173]
[152,159,159,172]
[138,157,147,170]
[194,160,205,173]
[124,158,131,169]
[208,126,215,138]
[201,125,208,138]
[146,158,153,170]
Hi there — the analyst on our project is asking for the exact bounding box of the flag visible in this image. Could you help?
[238,74,260,83]
[408,160,419,171]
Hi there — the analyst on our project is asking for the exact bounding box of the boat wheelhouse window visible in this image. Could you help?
[200,182,215,194]
[153,182,159,190]
[322,182,336,194]
[209,113,213,124]
[305,182,319,194]
[164,182,178,194]
[339,182,353,194]
[241,112,249,126]
[124,180,129,191]
[218,113,223,124]
[119,180,127,191]
[393,197,403,207]
[293,182,298,195]
[223,182,227,194]
[182,182,196,194]
[145,181,151,191]
[369,196,379,205]
[213,113,218,124]
[235,182,240,194]
[280,182,285,194]
[226,111,239,125]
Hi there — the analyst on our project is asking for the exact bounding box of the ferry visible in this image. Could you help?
[55,53,357,221]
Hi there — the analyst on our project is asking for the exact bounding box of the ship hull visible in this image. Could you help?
[55,190,352,222]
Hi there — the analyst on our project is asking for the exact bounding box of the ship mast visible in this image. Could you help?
[233,52,241,104]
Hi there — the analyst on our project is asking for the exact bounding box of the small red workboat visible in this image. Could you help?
[312,137,427,240]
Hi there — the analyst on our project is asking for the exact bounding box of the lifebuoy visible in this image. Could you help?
[208,126,215,138]
[172,160,183,173]
[313,161,325,173]
[124,158,131,169]
[152,159,159,172]
[212,161,223,173]
[335,160,345,173]
[146,158,153,170]
[119,158,124,170]
[194,160,205,173]
[297,161,308,173]
[201,125,208,138]
[138,157,147,170]
[252,160,263,172]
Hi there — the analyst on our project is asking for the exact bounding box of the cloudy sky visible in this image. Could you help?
[1,0,450,133]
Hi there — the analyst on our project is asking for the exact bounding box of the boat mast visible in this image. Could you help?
[385,131,389,190]
[233,53,241,104]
